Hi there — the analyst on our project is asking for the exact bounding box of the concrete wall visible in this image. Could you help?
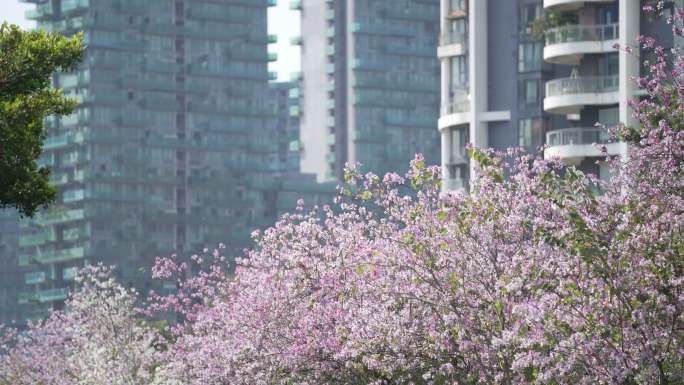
[299,0,333,182]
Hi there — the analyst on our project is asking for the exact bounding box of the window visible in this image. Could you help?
[449,126,469,163]
[518,118,543,148]
[598,4,619,24]
[598,107,618,126]
[598,53,619,76]
[449,18,467,34]
[448,0,466,13]
[518,79,539,110]
[449,56,468,89]
[519,3,542,33]
[518,42,543,72]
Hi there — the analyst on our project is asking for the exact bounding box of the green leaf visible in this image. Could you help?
[494,299,504,314]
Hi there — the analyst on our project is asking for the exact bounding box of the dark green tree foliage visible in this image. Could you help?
[0,23,83,217]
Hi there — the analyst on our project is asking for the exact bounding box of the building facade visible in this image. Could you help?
[292,0,442,182]
[439,0,673,191]
[8,0,278,322]
[269,81,301,175]
[0,210,26,325]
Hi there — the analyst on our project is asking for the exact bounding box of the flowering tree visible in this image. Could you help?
[147,8,683,385]
[0,266,161,385]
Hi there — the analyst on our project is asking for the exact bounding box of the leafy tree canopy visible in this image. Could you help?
[0,23,83,217]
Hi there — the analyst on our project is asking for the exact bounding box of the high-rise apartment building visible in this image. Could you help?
[0,210,23,325]
[292,0,442,182]
[439,0,671,191]
[8,0,278,322]
[269,81,301,174]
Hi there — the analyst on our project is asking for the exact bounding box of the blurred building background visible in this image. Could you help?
[2,0,282,323]
[268,81,302,174]
[438,0,677,191]
[0,0,677,325]
[293,0,442,182]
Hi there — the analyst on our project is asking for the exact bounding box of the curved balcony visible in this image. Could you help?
[544,23,619,64]
[438,31,467,58]
[543,0,615,11]
[438,96,470,130]
[544,127,624,163]
[544,75,619,114]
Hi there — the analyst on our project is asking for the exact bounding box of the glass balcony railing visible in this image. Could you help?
[354,73,439,91]
[62,226,90,241]
[385,44,436,57]
[25,271,47,285]
[440,31,467,46]
[37,288,69,303]
[61,0,89,13]
[63,267,78,281]
[545,75,619,97]
[18,292,36,304]
[545,23,619,45]
[546,127,610,147]
[59,70,90,89]
[43,134,70,150]
[38,247,86,265]
[385,6,438,21]
[351,22,414,37]
[19,247,85,266]
[63,189,86,203]
[49,172,69,186]
[440,94,470,116]
[353,129,385,142]
[385,114,436,128]
[353,92,414,107]
[26,2,53,20]
[290,36,302,45]
[443,178,467,191]
[31,208,85,227]
[351,58,386,71]
[446,0,467,16]
[186,7,247,22]
[19,229,57,247]
[43,131,87,150]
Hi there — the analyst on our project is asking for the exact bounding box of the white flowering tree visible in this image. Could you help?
[0,265,161,385]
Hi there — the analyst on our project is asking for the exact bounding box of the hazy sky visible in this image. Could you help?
[0,1,301,82]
